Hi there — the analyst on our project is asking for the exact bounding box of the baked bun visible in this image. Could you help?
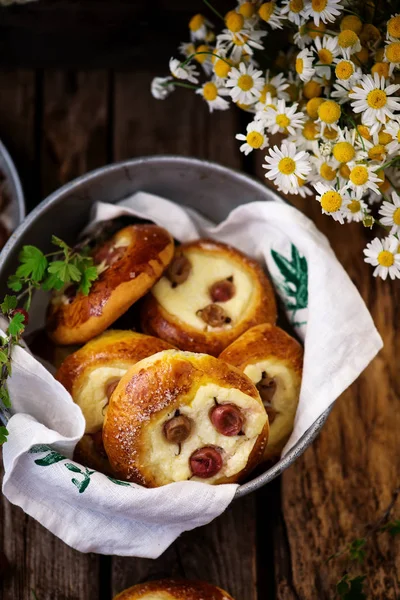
[103,349,269,487]
[73,432,116,477]
[140,239,277,357]
[219,324,303,461]
[113,579,235,600]
[47,224,174,345]
[56,330,175,434]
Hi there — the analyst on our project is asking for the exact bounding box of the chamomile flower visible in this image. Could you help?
[189,14,213,41]
[349,73,400,135]
[294,20,313,49]
[295,48,316,82]
[313,35,339,79]
[316,99,341,135]
[179,42,196,58]
[169,58,200,84]
[302,0,343,27]
[280,0,306,26]
[259,70,290,102]
[355,135,388,163]
[337,29,362,58]
[226,62,265,104]
[310,144,338,182]
[384,119,400,155]
[379,191,400,234]
[333,57,361,82]
[151,76,175,100]
[263,141,312,193]
[212,50,234,83]
[263,99,306,135]
[236,120,269,155]
[258,2,284,30]
[384,40,400,75]
[347,161,382,198]
[196,82,230,112]
[314,182,349,223]
[217,28,266,63]
[387,14,400,40]
[293,176,314,197]
[345,197,369,222]
[331,128,362,166]
[331,79,353,104]
[364,235,400,280]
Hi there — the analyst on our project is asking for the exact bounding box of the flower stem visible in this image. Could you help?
[202,0,225,21]
[171,81,200,90]
[180,51,231,69]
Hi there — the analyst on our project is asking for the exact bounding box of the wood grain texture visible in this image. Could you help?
[254,153,400,599]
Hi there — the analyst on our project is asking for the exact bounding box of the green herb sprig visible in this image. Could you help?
[0,236,98,441]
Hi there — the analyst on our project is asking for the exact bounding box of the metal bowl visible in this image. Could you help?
[0,139,25,235]
[0,155,331,497]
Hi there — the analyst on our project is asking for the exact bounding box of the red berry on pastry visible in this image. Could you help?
[189,446,223,478]
[210,403,244,436]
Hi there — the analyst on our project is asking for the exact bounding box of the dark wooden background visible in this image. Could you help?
[0,2,399,599]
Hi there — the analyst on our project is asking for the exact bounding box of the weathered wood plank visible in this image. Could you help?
[111,69,260,600]
[253,153,400,599]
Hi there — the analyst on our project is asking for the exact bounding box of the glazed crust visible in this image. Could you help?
[219,324,303,460]
[47,225,174,345]
[140,239,277,357]
[113,579,235,600]
[103,349,269,487]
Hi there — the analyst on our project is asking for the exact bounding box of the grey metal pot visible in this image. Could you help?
[0,156,331,498]
[0,139,25,232]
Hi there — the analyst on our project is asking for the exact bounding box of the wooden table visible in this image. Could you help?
[1,3,399,599]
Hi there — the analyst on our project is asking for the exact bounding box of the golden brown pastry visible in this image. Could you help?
[113,579,235,600]
[56,330,175,434]
[73,431,116,477]
[140,239,277,356]
[47,224,174,345]
[219,324,303,461]
[103,349,269,487]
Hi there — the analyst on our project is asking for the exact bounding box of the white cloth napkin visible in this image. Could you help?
[2,191,383,557]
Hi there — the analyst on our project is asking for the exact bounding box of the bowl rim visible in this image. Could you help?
[0,154,332,498]
[0,139,26,227]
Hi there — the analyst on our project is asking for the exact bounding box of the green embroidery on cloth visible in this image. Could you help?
[271,244,308,327]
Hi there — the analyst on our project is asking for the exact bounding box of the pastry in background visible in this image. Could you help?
[140,239,277,356]
[113,579,235,600]
[47,224,174,345]
[103,349,269,487]
[219,324,303,461]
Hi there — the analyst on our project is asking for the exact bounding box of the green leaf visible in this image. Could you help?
[42,272,65,291]
[65,463,82,474]
[66,263,82,282]
[34,451,65,466]
[0,426,8,444]
[382,519,400,536]
[8,312,26,337]
[78,265,98,295]
[17,245,48,282]
[7,275,23,292]
[348,538,366,564]
[107,476,130,487]
[0,386,11,408]
[47,260,70,283]
[51,235,70,256]
[0,350,8,364]
[0,295,17,314]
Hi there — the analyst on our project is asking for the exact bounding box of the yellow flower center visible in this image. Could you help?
[237,74,254,91]
[378,131,393,145]
[353,47,369,65]
[367,89,387,109]
[297,176,306,186]
[360,24,380,45]
[232,34,248,46]
[340,15,362,34]
[333,141,355,163]
[306,97,325,119]
[225,11,244,32]
[377,250,394,267]
[290,0,304,12]
[303,120,319,140]
[350,165,369,185]
[214,59,232,78]
[246,131,264,148]
[318,48,333,65]
[311,0,327,13]
[324,126,338,140]
[393,207,400,225]
[195,44,209,63]
[320,191,342,212]
[338,30,359,48]
[278,157,296,174]
[303,80,322,99]
[189,14,205,32]
[239,2,256,17]
[357,125,371,141]
[386,42,400,63]
[335,60,354,80]
[259,2,275,22]
[320,163,337,181]
[368,144,386,162]
[276,114,290,128]
[295,57,304,74]
[371,62,390,78]
[348,199,361,213]
[339,163,350,178]
[203,82,218,101]
[318,100,341,124]
[308,21,326,39]
[387,15,400,39]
